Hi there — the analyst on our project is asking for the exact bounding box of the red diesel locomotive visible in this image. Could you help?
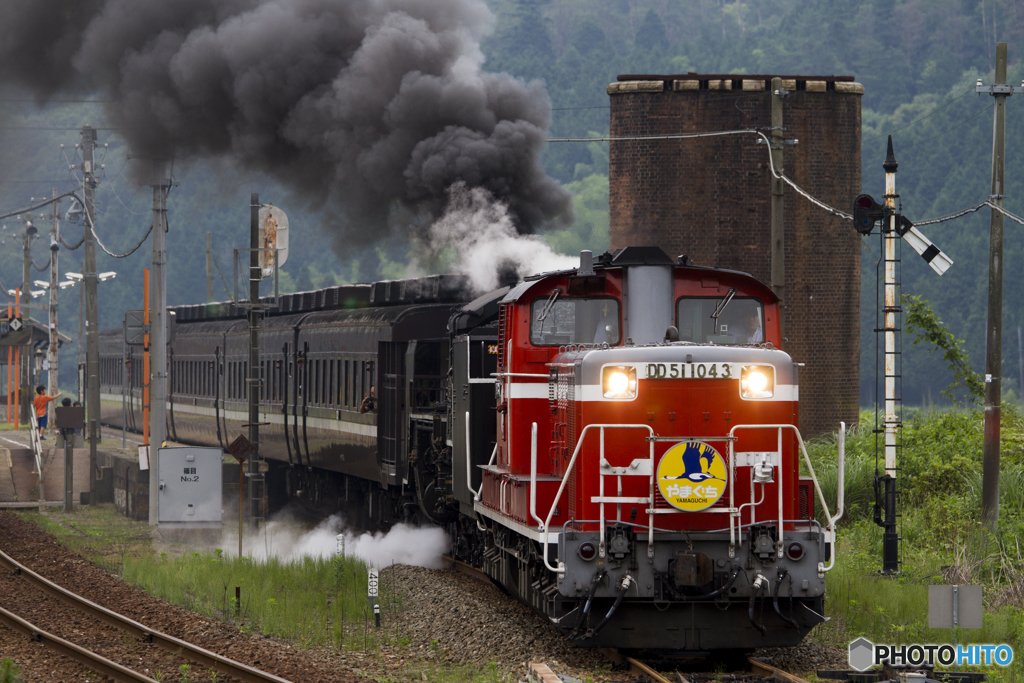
[452,246,842,652]
[99,245,842,654]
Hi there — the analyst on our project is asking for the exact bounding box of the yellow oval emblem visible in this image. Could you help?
[656,441,728,511]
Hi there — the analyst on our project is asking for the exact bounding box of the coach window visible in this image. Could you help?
[328,359,335,406]
[530,297,621,346]
[676,297,764,344]
[342,360,349,407]
[316,359,323,405]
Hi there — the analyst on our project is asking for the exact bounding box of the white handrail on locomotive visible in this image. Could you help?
[535,420,846,577]
[540,424,656,574]
[726,422,845,573]
[530,422,545,530]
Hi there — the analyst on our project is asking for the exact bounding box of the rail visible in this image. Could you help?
[0,547,292,683]
[0,604,157,682]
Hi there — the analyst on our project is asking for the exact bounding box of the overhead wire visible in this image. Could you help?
[552,127,1023,229]
[212,252,234,300]
[897,103,995,152]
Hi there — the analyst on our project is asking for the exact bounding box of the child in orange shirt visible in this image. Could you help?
[33,385,62,439]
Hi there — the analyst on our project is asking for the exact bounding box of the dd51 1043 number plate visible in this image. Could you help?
[645,362,733,380]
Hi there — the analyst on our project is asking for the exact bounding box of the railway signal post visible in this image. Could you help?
[880,138,900,575]
[854,136,952,574]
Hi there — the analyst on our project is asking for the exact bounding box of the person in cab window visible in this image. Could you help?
[744,310,764,344]
[360,386,377,414]
[593,302,619,344]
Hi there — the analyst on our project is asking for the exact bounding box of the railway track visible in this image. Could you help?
[623,655,813,683]
[0,546,291,683]
[451,556,817,683]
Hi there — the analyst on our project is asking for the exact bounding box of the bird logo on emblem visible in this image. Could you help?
[672,444,726,483]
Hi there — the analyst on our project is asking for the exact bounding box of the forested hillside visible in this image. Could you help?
[0,0,1021,405]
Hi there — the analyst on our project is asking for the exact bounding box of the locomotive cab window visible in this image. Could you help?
[677,297,765,344]
[529,297,621,346]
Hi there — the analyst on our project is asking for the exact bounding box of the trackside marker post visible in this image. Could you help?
[368,566,380,628]
[228,434,251,558]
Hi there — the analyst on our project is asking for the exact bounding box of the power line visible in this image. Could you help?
[0,99,109,103]
[898,103,995,151]
[552,126,1024,229]
[0,126,120,131]
[917,200,1024,227]
[212,251,234,300]
[89,220,153,258]
[60,228,85,250]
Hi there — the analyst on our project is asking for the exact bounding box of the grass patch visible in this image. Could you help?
[18,504,153,572]
[804,407,1024,681]
[122,548,407,651]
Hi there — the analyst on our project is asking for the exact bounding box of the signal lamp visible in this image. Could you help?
[853,194,889,235]
[578,542,598,561]
[602,365,637,400]
[786,542,804,561]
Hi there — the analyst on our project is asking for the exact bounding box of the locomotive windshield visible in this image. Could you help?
[677,297,764,344]
[530,297,621,346]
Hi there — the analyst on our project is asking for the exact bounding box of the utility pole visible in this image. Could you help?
[148,168,170,526]
[77,283,84,404]
[81,125,100,502]
[980,42,1009,532]
[21,219,38,425]
[207,232,214,302]
[248,193,261,531]
[770,76,785,330]
[22,221,32,426]
[48,188,59,427]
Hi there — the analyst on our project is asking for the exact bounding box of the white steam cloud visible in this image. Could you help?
[226,513,449,569]
[418,182,577,292]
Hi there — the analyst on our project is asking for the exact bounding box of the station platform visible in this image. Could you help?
[0,430,94,507]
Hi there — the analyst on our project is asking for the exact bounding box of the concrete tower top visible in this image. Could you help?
[609,73,863,95]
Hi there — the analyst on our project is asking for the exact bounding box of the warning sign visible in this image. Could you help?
[656,441,728,511]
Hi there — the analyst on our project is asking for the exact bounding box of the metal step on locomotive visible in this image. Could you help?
[97,245,844,654]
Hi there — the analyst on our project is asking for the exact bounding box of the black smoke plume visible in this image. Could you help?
[0,0,573,244]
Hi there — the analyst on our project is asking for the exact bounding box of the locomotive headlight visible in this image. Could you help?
[602,366,637,399]
[740,365,774,399]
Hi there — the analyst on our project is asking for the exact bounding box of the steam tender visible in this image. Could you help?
[98,246,841,653]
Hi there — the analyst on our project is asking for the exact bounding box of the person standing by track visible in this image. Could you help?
[33,385,62,440]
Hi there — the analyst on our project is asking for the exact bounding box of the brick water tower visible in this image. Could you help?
[608,74,863,437]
